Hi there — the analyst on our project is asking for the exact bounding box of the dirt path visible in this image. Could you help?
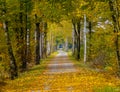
[45,50,78,74]
[41,51,120,91]
[1,50,120,92]
[42,50,78,91]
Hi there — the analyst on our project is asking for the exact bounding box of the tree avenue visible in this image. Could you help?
[0,0,120,82]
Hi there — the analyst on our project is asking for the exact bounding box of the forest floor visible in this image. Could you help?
[1,50,120,92]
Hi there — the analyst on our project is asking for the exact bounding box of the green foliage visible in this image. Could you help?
[94,86,120,92]
[87,23,118,70]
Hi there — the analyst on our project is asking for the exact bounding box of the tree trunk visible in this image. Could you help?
[50,30,53,54]
[72,26,75,55]
[88,21,92,60]
[26,28,31,63]
[14,14,21,63]
[35,22,40,64]
[19,0,27,71]
[41,32,44,58]
[26,0,32,65]
[3,22,18,80]
[72,19,81,60]
[23,10,28,69]
[20,15,27,70]
[43,22,47,58]
[83,14,87,63]
[2,0,18,79]
[76,38,80,60]
[72,19,77,57]
[40,33,43,58]
[35,14,40,64]
[24,3,32,65]
[109,0,120,69]
[76,20,81,60]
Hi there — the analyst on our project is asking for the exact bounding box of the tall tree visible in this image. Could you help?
[72,18,81,60]
[24,0,33,66]
[109,0,120,70]
[19,0,27,71]
[35,14,41,64]
[1,0,18,79]
[83,14,87,63]
[43,22,48,58]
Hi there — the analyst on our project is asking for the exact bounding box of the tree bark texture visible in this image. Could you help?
[4,22,18,80]
[35,14,40,64]
[3,0,18,80]
[88,21,92,60]
[72,19,81,60]
[19,0,27,71]
[43,22,47,58]
[109,0,120,68]
[76,20,81,60]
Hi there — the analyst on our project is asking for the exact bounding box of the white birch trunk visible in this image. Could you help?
[84,14,87,63]
[72,25,75,54]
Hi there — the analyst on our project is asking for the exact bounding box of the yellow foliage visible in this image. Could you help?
[1,64,120,92]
